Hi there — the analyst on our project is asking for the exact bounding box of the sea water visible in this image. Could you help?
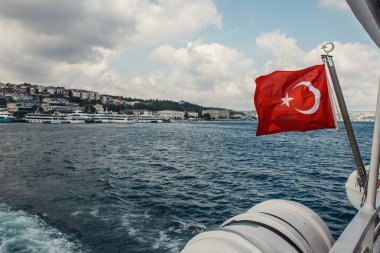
[0,121,372,252]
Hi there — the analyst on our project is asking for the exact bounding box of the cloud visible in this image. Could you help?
[318,0,349,10]
[1,1,377,112]
[127,41,255,110]
[0,0,221,89]
[256,31,380,111]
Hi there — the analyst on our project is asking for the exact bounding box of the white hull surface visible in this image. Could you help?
[136,117,163,123]
[91,114,112,123]
[69,120,85,124]
[111,119,136,123]
[182,200,334,253]
[25,114,64,124]
[109,114,136,124]
[345,168,380,210]
[50,120,63,124]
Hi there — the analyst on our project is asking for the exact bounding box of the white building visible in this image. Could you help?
[202,109,230,120]
[158,110,185,120]
[186,111,199,118]
[70,90,81,98]
[126,109,156,116]
[41,98,80,112]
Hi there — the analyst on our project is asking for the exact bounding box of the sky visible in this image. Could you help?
[0,0,379,111]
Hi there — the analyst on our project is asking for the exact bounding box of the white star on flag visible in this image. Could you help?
[281,93,294,107]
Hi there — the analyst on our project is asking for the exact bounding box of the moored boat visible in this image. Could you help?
[109,114,136,124]
[25,113,60,123]
[135,115,164,123]
[0,109,15,123]
[91,114,112,123]
[67,111,91,124]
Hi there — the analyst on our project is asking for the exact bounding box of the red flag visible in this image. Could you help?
[254,64,336,136]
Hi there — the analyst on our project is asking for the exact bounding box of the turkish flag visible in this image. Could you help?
[254,64,336,136]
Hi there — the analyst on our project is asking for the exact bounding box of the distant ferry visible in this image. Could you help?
[67,111,94,124]
[135,116,164,123]
[109,114,136,124]
[25,112,64,124]
[0,109,15,123]
[91,114,112,123]
[90,113,135,123]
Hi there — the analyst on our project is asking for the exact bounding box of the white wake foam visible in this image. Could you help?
[0,203,83,253]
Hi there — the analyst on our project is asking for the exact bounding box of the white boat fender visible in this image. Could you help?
[345,167,380,210]
[181,199,334,253]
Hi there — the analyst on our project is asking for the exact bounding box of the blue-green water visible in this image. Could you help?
[0,121,373,252]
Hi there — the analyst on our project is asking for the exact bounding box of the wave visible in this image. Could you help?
[121,211,206,253]
[0,203,83,253]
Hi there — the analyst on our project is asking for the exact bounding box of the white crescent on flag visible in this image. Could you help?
[292,81,321,115]
[281,81,321,114]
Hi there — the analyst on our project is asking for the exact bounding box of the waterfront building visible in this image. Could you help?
[126,109,156,116]
[41,98,80,113]
[158,110,185,120]
[348,112,375,122]
[186,111,199,118]
[202,109,230,120]
[6,95,35,113]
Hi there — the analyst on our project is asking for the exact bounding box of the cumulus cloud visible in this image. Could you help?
[0,0,221,90]
[256,31,380,111]
[127,41,255,110]
[1,0,377,111]
[318,0,349,10]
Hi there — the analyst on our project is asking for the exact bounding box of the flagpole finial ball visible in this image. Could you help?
[321,42,335,55]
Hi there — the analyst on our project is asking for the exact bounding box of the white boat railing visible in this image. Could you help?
[329,206,380,253]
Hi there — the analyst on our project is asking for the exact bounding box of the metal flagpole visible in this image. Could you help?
[321,44,367,197]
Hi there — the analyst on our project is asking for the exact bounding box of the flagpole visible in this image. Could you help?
[321,52,367,195]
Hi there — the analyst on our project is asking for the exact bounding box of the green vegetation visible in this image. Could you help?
[131,99,202,113]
